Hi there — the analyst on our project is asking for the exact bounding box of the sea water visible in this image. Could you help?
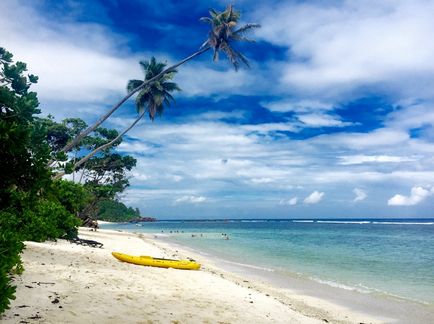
[101,219,434,305]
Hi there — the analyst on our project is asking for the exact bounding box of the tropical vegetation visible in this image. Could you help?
[0,5,258,314]
[0,49,137,312]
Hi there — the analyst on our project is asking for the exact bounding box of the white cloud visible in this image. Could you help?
[312,128,409,149]
[387,186,434,206]
[0,1,260,120]
[311,171,434,184]
[261,99,333,113]
[241,123,298,133]
[0,2,141,105]
[339,155,417,165]
[353,188,367,202]
[191,111,247,122]
[114,114,434,217]
[297,113,352,128]
[386,102,434,131]
[254,0,434,100]
[251,178,275,184]
[117,141,155,154]
[175,195,207,204]
[279,197,298,206]
[304,191,324,204]
[131,172,150,181]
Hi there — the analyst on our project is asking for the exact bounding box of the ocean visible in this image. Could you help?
[101,218,434,305]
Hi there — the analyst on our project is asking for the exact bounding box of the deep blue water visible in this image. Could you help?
[101,218,434,304]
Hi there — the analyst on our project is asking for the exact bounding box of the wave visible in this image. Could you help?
[220,259,275,272]
[309,277,372,293]
[316,221,371,224]
[371,221,433,225]
[240,220,267,223]
[292,220,314,223]
[315,220,433,225]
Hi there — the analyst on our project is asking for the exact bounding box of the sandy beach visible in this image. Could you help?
[1,228,429,324]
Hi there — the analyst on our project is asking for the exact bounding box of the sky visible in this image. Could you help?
[2,0,434,219]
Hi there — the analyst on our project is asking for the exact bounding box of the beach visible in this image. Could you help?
[1,227,431,323]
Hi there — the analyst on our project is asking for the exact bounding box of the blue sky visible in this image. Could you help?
[2,0,434,219]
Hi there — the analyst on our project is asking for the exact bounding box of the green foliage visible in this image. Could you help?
[40,115,138,223]
[96,199,141,222]
[0,47,141,314]
[200,5,260,70]
[51,180,89,212]
[0,48,81,313]
[21,199,80,242]
[0,211,24,314]
[127,57,181,120]
[1,47,42,313]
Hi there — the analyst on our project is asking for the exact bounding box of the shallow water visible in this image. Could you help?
[102,218,434,304]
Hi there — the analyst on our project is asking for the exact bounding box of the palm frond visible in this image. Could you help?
[163,91,176,103]
[154,93,164,107]
[209,9,219,18]
[231,34,256,42]
[220,43,251,70]
[139,60,149,72]
[127,79,143,92]
[155,103,165,117]
[202,6,260,70]
[135,91,148,114]
[200,17,213,24]
[127,57,180,121]
[163,97,172,108]
[159,71,177,82]
[154,82,164,92]
[163,82,181,92]
[235,49,250,68]
[234,24,261,35]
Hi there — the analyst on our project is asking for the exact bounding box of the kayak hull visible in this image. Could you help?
[111,252,201,270]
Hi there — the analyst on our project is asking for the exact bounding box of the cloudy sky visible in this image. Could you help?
[3,0,434,219]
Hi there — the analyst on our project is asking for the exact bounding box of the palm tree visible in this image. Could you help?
[200,5,260,70]
[57,5,260,156]
[54,57,180,180]
[126,57,181,121]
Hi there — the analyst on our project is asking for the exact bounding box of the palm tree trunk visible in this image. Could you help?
[53,111,146,180]
[59,46,211,155]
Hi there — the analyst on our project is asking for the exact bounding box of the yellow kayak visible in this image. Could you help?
[111,252,201,270]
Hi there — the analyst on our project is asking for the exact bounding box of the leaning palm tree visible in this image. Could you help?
[54,57,180,180]
[57,5,260,156]
[200,5,260,70]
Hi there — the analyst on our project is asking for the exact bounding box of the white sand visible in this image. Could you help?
[2,228,388,323]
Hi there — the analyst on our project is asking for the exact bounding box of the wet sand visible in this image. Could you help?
[2,228,431,323]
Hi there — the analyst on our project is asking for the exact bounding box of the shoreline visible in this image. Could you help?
[154,233,434,324]
[2,228,432,323]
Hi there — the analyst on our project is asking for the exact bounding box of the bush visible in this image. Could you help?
[51,180,91,216]
[0,198,80,313]
[0,48,81,314]
[21,200,81,242]
[97,199,141,222]
[0,211,24,314]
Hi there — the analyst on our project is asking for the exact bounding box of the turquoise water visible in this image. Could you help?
[102,219,434,304]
